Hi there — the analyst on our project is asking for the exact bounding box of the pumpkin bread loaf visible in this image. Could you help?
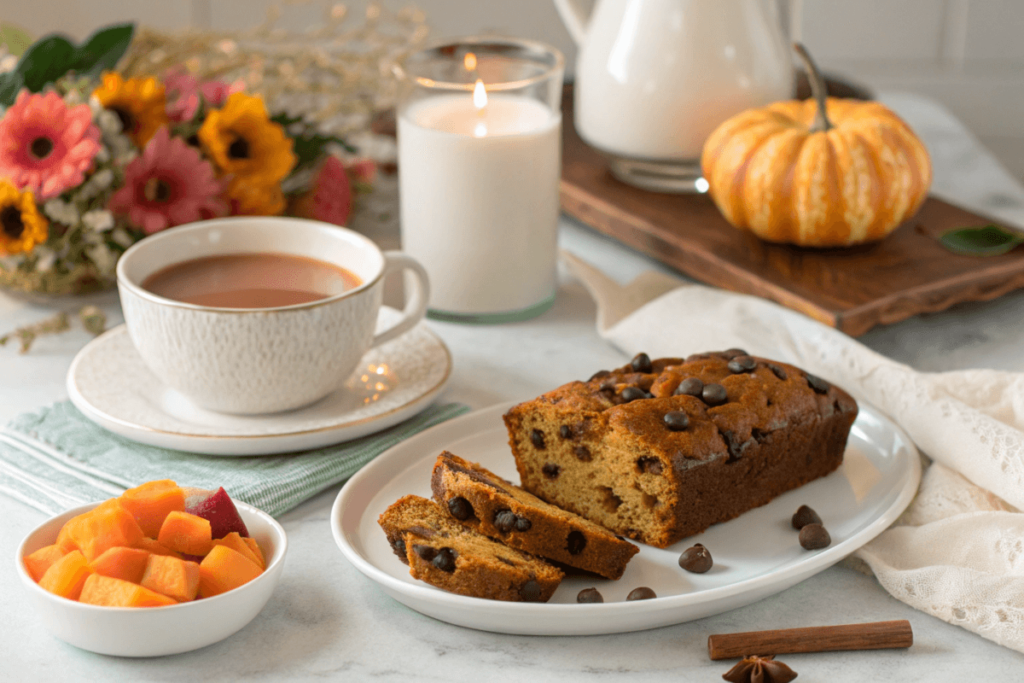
[504,351,857,548]
[430,451,639,580]
[378,495,563,602]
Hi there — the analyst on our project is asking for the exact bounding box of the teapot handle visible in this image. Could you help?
[553,0,590,45]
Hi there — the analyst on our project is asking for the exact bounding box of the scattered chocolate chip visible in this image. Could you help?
[663,410,690,431]
[722,430,751,463]
[636,456,663,475]
[413,544,437,561]
[626,587,657,601]
[722,655,797,683]
[432,547,457,572]
[799,523,831,550]
[805,373,830,394]
[768,363,788,381]
[588,369,611,381]
[678,543,713,573]
[702,383,728,406]
[599,380,617,393]
[542,463,561,479]
[447,496,473,521]
[567,530,587,555]
[727,355,757,373]
[723,348,748,358]
[574,445,592,462]
[514,515,532,532]
[631,352,653,373]
[520,579,542,602]
[390,537,406,558]
[621,386,649,402]
[494,509,517,533]
[577,588,604,603]
[559,425,572,439]
[674,377,704,396]
[530,428,546,449]
[791,505,822,530]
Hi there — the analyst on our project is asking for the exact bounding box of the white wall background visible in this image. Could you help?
[3,0,1023,181]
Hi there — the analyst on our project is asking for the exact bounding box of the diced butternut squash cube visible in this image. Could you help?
[38,550,93,600]
[242,536,265,569]
[55,524,78,554]
[79,574,177,607]
[140,555,200,602]
[212,532,262,569]
[198,545,262,598]
[136,537,183,559]
[23,544,67,583]
[119,480,186,538]
[63,499,145,562]
[158,511,213,556]
[89,547,151,584]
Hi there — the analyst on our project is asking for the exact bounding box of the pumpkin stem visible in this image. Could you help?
[793,42,833,133]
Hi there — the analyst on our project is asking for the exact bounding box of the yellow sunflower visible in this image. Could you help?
[92,72,168,147]
[198,93,296,184]
[0,180,48,256]
[226,176,286,216]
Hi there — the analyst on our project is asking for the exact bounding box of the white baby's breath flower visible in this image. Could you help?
[33,246,56,273]
[85,243,116,275]
[111,228,135,248]
[43,198,80,226]
[94,146,110,164]
[96,108,123,136]
[77,168,115,201]
[82,209,115,232]
[0,54,17,74]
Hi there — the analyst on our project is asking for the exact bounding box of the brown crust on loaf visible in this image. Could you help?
[378,494,563,601]
[504,352,857,548]
[430,451,639,580]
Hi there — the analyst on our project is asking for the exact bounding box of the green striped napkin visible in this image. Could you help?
[0,400,468,517]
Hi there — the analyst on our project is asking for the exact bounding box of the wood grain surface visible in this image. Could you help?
[559,87,1024,336]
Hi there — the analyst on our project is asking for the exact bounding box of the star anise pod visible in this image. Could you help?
[722,654,797,683]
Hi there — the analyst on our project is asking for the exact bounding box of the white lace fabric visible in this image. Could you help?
[563,251,1024,653]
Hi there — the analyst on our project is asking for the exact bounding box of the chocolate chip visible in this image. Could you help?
[636,456,663,475]
[588,369,611,381]
[559,425,572,439]
[514,515,532,532]
[727,355,757,373]
[806,373,830,394]
[413,544,437,561]
[768,363,788,381]
[663,410,690,431]
[631,352,653,373]
[678,543,713,573]
[574,445,592,462]
[621,386,649,402]
[799,523,831,550]
[702,383,728,406]
[627,587,657,601]
[599,380,617,393]
[494,509,517,533]
[542,463,561,479]
[432,547,457,572]
[390,537,406,558]
[530,429,546,449]
[447,496,473,521]
[722,430,750,463]
[567,530,587,555]
[520,579,542,602]
[576,588,604,603]
[674,377,704,396]
[723,348,748,358]
[791,505,822,530]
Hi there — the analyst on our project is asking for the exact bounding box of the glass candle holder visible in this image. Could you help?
[395,38,565,323]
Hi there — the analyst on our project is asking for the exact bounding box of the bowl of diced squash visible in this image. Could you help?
[16,480,287,657]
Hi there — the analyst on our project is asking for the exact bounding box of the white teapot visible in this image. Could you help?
[555,0,793,192]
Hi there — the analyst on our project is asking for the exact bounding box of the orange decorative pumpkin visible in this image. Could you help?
[701,44,932,247]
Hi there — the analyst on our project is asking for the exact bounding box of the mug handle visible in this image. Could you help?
[370,251,430,348]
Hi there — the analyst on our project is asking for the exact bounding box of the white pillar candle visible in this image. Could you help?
[398,90,561,317]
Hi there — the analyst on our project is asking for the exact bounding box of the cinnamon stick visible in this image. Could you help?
[707,620,913,660]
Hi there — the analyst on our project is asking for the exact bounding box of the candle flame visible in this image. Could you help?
[464,52,477,71]
[473,78,487,110]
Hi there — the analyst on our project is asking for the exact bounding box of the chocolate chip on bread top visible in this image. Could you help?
[503,350,858,548]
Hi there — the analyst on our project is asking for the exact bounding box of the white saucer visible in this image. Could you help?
[67,308,452,456]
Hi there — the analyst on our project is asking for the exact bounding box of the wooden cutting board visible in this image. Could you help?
[559,88,1024,336]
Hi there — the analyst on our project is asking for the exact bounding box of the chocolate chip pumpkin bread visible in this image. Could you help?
[430,451,639,579]
[378,495,563,602]
[504,350,857,548]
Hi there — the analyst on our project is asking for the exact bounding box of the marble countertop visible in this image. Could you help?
[3,92,1024,680]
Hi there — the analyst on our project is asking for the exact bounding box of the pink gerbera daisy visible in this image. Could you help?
[289,156,353,226]
[165,68,240,123]
[0,90,102,200]
[108,127,225,234]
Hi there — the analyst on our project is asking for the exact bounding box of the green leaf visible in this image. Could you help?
[271,112,355,168]
[16,34,75,91]
[0,71,25,107]
[939,224,1024,256]
[68,23,134,79]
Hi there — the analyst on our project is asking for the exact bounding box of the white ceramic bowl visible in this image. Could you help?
[16,500,287,657]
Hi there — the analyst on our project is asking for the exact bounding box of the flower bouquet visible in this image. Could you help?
[0,23,374,296]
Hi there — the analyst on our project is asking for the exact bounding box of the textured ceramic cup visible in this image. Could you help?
[117,217,429,414]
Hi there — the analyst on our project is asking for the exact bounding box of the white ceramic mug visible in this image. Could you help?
[116,217,429,415]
